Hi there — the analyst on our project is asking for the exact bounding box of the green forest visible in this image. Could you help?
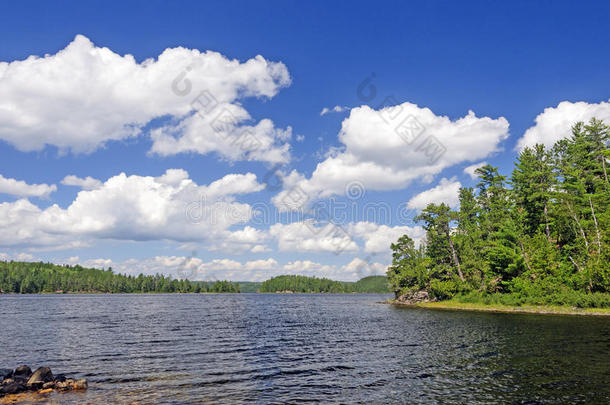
[387,119,610,308]
[0,261,240,293]
[0,261,388,294]
[259,275,389,293]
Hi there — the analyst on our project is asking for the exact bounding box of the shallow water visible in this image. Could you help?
[1,294,609,404]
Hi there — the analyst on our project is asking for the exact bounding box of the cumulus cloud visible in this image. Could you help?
[0,174,56,198]
[0,252,36,261]
[61,175,103,190]
[0,169,266,251]
[273,102,508,209]
[267,219,422,255]
[0,34,291,162]
[348,222,426,253]
[463,161,487,180]
[81,255,387,282]
[320,105,349,116]
[407,177,462,210]
[0,199,87,249]
[517,100,610,150]
[269,221,358,254]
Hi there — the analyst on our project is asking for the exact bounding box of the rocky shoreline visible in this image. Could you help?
[392,290,436,305]
[0,366,87,398]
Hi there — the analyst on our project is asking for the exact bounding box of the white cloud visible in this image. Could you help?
[85,255,388,282]
[251,244,271,253]
[0,174,56,198]
[320,105,349,116]
[0,252,36,261]
[407,177,462,210]
[269,221,358,253]
[0,169,266,252]
[463,161,487,180]
[273,103,508,209]
[517,100,610,150]
[268,219,422,255]
[61,175,103,190]
[349,222,426,253]
[0,199,79,249]
[0,34,291,162]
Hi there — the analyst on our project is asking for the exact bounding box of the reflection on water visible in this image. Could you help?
[1,294,609,404]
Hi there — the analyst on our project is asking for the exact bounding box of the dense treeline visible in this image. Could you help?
[0,261,388,294]
[259,275,390,293]
[351,275,391,293]
[0,261,240,293]
[388,119,610,308]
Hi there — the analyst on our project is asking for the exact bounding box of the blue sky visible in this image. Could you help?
[1,0,610,281]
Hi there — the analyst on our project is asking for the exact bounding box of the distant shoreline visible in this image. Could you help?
[388,300,610,317]
[0,291,392,295]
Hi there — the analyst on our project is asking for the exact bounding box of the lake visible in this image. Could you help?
[1,294,609,404]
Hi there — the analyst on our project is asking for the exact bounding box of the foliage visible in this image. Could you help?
[352,275,391,293]
[388,119,610,308]
[259,275,390,293]
[236,281,262,293]
[0,261,239,294]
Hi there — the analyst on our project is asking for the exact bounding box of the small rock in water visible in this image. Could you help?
[53,374,67,382]
[54,378,88,391]
[0,365,87,399]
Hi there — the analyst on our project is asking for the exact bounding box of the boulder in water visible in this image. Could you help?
[12,365,32,380]
[27,367,54,388]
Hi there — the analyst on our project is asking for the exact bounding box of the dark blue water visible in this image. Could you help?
[1,294,609,404]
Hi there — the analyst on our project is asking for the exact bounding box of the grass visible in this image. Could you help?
[391,299,610,316]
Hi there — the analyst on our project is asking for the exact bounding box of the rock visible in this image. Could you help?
[0,381,27,395]
[0,365,87,397]
[13,365,32,379]
[26,367,54,387]
[54,373,67,382]
[55,378,88,391]
[396,289,435,304]
[0,369,12,380]
[53,380,70,391]
[73,379,88,390]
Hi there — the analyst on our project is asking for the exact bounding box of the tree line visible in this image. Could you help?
[259,275,389,293]
[0,262,389,294]
[0,261,239,294]
[388,119,610,308]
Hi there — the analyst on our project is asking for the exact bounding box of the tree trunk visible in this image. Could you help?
[567,202,589,251]
[445,224,464,281]
[519,240,532,272]
[543,202,551,242]
[589,196,602,254]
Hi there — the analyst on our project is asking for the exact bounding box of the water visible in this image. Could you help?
[1,294,609,404]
